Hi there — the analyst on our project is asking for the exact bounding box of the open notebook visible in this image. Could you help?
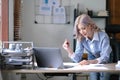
[33,47,73,69]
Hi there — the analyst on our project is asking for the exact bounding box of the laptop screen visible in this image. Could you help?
[33,47,64,69]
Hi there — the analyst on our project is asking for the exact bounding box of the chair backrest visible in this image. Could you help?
[109,39,120,63]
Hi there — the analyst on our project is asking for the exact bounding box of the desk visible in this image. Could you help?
[1,63,120,80]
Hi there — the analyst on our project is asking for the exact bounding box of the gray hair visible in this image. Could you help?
[73,14,100,41]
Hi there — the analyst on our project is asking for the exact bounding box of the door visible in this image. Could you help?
[108,0,120,40]
[109,0,120,24]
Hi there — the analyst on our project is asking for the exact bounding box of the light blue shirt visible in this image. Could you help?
[71,31,112,63]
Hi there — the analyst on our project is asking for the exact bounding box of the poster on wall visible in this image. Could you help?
[49,0,60,6]
[41,0,60,6]
[53,6,66,23]
[39,4,52,15]
[39,0,60,16]
[35,0,72,24]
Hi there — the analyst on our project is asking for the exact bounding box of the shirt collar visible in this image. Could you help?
[86,32,99,42]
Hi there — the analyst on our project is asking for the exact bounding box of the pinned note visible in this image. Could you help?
[53,6,66,24]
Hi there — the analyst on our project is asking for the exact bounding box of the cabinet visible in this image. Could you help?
[0,41,34,69]
[107,0,120,41]
[109,0,120,25]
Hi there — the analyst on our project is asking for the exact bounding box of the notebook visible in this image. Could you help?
[33,47,73,69]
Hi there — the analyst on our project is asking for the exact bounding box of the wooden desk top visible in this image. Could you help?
[1,63,120,74]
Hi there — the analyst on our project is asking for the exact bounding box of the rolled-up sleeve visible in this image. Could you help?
[70,40,84,63]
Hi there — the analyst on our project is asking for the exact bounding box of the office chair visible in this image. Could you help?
[105,25,120,63]
[105,25,120,80]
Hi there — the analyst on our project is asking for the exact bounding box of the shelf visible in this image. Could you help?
[91,16,109,18]
[1,41,34,69]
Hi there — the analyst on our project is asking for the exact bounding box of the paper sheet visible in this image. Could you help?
[41,0,60,6]
[53,6,66,24]
[68,64,108,70]
[39,4,52,16]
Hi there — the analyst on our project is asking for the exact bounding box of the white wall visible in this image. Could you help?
[9,0,14,41]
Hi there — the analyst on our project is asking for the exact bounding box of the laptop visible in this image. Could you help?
[33,47,73,69]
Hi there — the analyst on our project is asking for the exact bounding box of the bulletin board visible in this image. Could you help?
[34,0,73,24]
